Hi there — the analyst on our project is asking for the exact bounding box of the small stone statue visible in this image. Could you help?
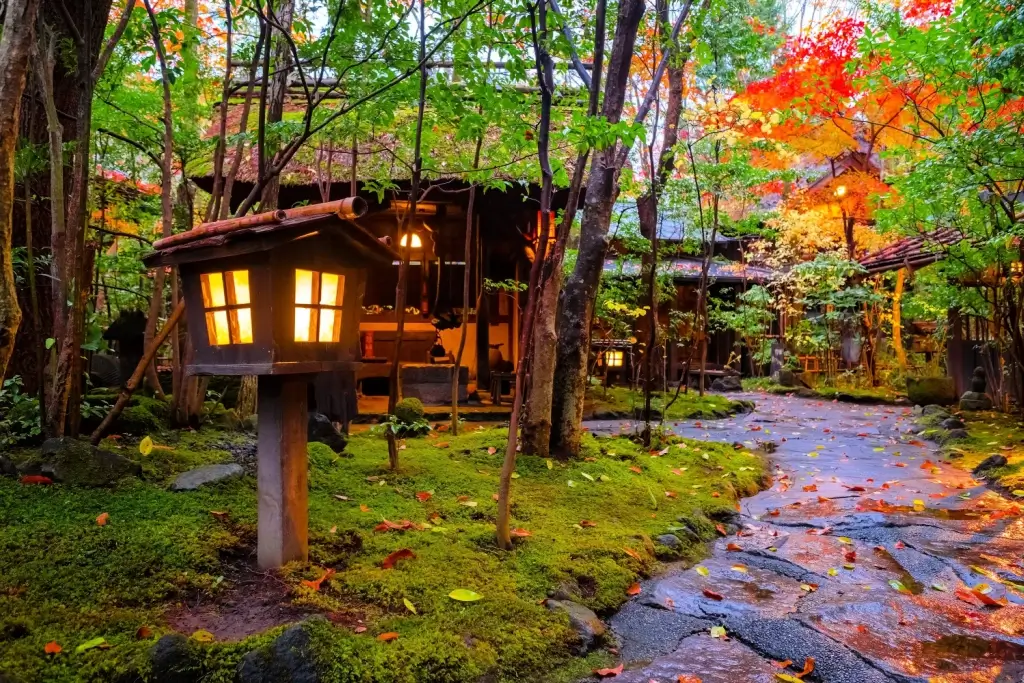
[959,367,993,411]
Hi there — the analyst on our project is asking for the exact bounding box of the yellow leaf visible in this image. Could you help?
[403,598,417,614]
[139,436,154,456]
[191,630,215,643]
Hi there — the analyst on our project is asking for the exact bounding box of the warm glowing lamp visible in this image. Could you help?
[144,198,399,571]
[605,350,624,368]
[399,232,423,249]
[834,185,847,198]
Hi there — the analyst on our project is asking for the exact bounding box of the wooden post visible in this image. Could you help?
[257,374,310,569]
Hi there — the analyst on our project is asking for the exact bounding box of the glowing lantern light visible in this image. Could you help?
[400,232,423,249]
[605,350,624,368]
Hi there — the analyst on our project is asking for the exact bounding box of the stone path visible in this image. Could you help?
[592,394,1024,683]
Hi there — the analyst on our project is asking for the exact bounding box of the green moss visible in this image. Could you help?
[740,378,902,404]
[943,412,1024,490]
[394,398,426,425]
[1,424,768,683]
[584,385,748,420]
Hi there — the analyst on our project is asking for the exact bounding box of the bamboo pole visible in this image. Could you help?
[89,300,185,445]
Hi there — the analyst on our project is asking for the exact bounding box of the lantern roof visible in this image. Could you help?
[143,198,398,268]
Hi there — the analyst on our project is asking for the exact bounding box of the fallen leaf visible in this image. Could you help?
[629,466,642,474]
[803,484,818,492]
[487,447,497,455]
[354,626,367,633]
[580,520,597,527]
[702,588,724,601]
[726,543,742,552]
[434,442,450,449]
[382,549,416,569]
[889,580,910,594]
[709,626,727,639]
[415,491,433,502]
[20,475,53,485]
[510,528,532,537]
[360,504,370,513]
[403,598,417,614]
[677,676,703,683]
[135,626,153,640]
[377,632,400,642]
[75,637,108,653]
[301,568,336,591]
[449,588,484,602]
[796,657,815,678]
[695,566,710,576]
[623,547,644,561]
[96,512,110,526]
[800,583,818,592]
[139,436,154,456]
[593,663,623,677]
[626,582,642,596]
[44,641,61,655]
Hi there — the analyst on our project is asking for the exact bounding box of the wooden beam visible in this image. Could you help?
[257,374,310,569]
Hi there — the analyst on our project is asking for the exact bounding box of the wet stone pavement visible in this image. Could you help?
[588,394,1024,683]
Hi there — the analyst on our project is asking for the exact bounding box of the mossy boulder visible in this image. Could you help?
[906,377,956,406]
[237,618,322,683]
[394,397,426,425]
[26,437,142,486]
[308,412,347,453]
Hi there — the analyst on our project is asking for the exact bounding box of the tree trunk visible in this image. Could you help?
[496,0,555,550]
[549,0,646,457]
[386,0,429,470]
[0,0,38,380]
[892,268,907,369]
[258,0,295,212]
[522,0,606,457]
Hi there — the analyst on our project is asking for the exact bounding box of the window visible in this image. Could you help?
[294,269,344,342]
[605,350,624,368]
[200,271,253,345]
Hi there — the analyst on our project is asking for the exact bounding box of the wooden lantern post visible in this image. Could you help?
[257,374,312,568]
[142,199,398,569]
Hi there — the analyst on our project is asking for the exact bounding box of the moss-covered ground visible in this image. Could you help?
[584,385,750,420]
[0,419,767,683]
[941,410,1024,492]
[741,377,903,404]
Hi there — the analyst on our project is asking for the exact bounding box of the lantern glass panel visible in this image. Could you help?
[293,269,344,343]
[201,270,253,345]
[606,350,624,368]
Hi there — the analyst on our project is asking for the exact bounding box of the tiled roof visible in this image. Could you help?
[144,199,398,266]
[858,228,962,274]
[604,257,773,283]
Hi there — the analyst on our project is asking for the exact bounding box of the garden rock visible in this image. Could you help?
[33,438,141,486]
[973,454,1008,476]
[959,391,993,411]
[150,634,202,683]
[656,534,682,549]
[545,599,605,653]
[906,377,956,406]
[921,404,950,417]
[776,369,798,387]
[308,412,347,453]
[938,428,969,444]
[710,376,743,392]
[237,619,322,683]
[0,454,16,477]
[170,463,245,491]
[940,417,965,430]
[242,414,258,432]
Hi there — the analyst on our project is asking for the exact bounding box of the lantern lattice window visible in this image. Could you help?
[294,269,345,343]
[200,270,253,345]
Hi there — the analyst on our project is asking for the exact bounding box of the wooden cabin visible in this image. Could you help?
[190,99,577,412]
